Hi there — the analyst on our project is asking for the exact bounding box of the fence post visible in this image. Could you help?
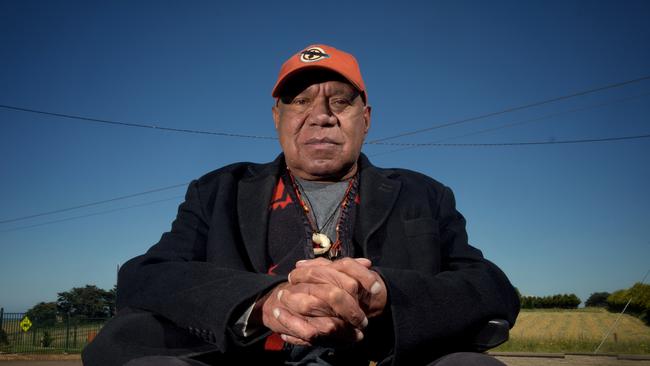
[65,313,70,351]
[0,307,4,331]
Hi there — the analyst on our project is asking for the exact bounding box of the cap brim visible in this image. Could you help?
[272,65,366,102]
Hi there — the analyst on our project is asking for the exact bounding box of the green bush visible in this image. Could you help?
[607,283,650,325]
[0,328,8,345]
[26,301,58,328]
[586,292,610,307]
[520,293,581,309]
[41,330,53,347]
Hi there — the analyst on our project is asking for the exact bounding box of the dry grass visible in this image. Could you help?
[495,308,650,354]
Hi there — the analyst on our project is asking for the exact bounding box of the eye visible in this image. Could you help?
[292,97,309,105]
[330,98,352,111]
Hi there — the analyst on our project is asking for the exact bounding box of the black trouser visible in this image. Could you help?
[123,352,506,366]
[83,308,506,366]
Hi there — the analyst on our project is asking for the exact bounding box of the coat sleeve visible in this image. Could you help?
[371,185,520,365]
[116,179,285,351]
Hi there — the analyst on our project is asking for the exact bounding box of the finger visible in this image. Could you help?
[330,258,382,296]
[268,307,320,343]
[295,257,371,268]
[280,333,311,346]
[295,257,332,268]
[279,283,367,328]
[261,284,322,342]
[277,286,335,317]
[294,257,378,296]
[290,258,331,284]
[325,260,387,317]
[308,317,364,343]
[289,265,360,298]
[292,258,374,294]
[305,284,368,329]
[353,257,372,268]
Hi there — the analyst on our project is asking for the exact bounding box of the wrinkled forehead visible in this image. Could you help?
[276,69,361,103]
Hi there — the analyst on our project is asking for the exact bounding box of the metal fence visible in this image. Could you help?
[0,308,108,354]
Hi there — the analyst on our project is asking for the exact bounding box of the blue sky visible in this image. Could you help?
[1,0,649,312]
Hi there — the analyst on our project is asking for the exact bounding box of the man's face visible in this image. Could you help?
[273,79,371,181]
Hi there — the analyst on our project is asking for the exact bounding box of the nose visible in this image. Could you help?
[307,97,337,127]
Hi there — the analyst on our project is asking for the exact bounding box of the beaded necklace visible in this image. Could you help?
[288,170,357,259]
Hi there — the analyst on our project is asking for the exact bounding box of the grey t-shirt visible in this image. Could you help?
[295,178,349,242]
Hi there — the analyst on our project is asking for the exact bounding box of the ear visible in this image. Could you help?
[272,104,280,130]
[363,105,372,134]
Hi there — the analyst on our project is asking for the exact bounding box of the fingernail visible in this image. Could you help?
[280,334,288,341]
[287,273,293,284]
[370,281,382,294]
[296,260,307,266]
[273,308,280,319]
[355,329,364,341]
[362,317,368,328]
[276,290,284,300]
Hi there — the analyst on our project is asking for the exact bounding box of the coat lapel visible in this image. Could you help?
[236,154,398,270]
[237,155,284,273]
[355,154,401,257]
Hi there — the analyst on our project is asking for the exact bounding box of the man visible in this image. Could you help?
[83,44,519,366]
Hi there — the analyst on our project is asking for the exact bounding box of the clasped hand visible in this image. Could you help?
[259,257,387,346]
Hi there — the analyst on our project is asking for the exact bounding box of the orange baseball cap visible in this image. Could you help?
[272,44,367,102]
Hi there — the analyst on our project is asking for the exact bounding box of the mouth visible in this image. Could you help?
[304,137,341,146]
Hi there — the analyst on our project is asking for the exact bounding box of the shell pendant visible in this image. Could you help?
[312,232,331,255]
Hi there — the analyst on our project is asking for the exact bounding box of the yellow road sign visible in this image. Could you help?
[19,315,32,332]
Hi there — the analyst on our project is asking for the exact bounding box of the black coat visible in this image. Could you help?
[83,154,519,366]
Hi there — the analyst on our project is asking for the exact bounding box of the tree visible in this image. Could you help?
[585,292,610,308]
[607,283,650,325]
[519,293,581,309]
[107,284,117,316]
[57,285,115,319]
[25,301,58,327]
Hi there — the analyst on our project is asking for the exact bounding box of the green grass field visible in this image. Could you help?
[494,307,650,354]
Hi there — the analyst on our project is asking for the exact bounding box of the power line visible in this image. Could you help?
[0,104,278,140]
[4,132,646,227]
[4,134,645,231]
[2,75,649,144]
[369,133,650,147]
[0,183,188,225]
[0,196,185,233]
[369,91,650,156]
[433,92,650,143]
[366,74,650,144]
[2,77,648,226]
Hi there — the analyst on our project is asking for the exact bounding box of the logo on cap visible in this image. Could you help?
[300,47,330,63]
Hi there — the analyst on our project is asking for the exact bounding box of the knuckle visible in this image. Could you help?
[349,312,364,326]
[327,287,345,303]
[320,320,336,335]
[303,327,318,341]
[340,257,355,266]
[297,297,314,314]
[289,268,303,280]
[304,267,316,279]
[344,277,359,294]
